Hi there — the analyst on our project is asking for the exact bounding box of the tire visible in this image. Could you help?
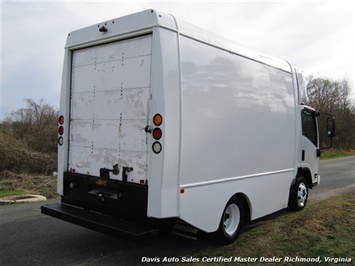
[214,196,245,245]
[288,176,308,211]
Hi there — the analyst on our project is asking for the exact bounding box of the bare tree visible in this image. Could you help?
[5,99,58,153]
[307,77,355,150]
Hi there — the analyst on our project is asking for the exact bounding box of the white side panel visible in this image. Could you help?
[180,170,294,232]
[176,18,291,73]
[179,36,297,232]
[147,28,181,218]
[69,35,152,183]
[57,50,72,195]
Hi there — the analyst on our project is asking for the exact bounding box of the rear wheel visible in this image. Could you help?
[288,176,308,211]
[214,196,245,245]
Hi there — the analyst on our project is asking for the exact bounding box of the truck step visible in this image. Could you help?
[41,202,158,239]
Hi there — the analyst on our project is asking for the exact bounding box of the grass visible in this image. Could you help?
[0,171,58,199]
[320,149,355,160]
[174,190,355,266]
[0,130,58,199]
[0,189,27,198]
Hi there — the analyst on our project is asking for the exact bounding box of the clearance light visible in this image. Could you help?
[59,115,64,125]
[152,113,163,154]
[152,128,162,140]
[153,114,163,126]
[58,115,64,146]
[58,126,64,135]
[152,141,162,154]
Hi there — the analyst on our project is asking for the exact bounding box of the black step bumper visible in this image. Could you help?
[41,202,158,239]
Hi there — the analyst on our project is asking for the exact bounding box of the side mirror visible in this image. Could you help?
[327,117,335,138]
[320,113,335,150]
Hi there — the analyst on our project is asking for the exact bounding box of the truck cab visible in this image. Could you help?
[295,69,335,189]
[300,105,321,187]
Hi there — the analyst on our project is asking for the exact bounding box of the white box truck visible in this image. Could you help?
[42,9,335,244]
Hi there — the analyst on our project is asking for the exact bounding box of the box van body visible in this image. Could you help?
[42,9,328,243]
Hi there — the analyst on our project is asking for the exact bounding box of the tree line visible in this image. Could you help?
[307,77,355,150]
[0,99,58,174]
[1,99,58,154]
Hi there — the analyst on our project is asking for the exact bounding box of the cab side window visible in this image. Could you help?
[302,109,317,146]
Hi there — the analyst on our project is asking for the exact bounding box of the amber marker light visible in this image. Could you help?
[153,114,163,126]
[59,115,64,125]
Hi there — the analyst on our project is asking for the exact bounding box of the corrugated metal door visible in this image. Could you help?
[69,35,152,183]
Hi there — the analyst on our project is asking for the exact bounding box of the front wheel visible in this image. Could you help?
[214,197,245,245]
[288,176,308,211]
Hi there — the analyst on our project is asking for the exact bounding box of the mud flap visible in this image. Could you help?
[172,220,200,240]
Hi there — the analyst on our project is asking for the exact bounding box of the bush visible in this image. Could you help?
[3,99,58,153]
[0,131,56,175]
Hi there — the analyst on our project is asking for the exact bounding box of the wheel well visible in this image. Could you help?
[233,193,251,223]
[298,168,313,189]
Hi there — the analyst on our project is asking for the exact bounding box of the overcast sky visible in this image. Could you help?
[1,1,354,121]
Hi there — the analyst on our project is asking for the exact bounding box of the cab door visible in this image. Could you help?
[300,107,320,186]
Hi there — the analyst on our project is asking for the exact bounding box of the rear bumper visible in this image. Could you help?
[62,172,148,221]
[41,202,158,238]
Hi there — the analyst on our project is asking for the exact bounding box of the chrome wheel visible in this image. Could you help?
[223,203,240,236]
[289,176,308,211]
[297,182,308,208]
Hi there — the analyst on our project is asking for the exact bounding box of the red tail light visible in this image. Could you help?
[152,128,162,140]
[58,115,64,146]
[58,126,64,135]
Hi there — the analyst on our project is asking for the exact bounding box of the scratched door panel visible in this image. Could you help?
[69,146,147,183]
[71,56,151,94]
[94,87,149,120]
[72,35,152,67]
[69,35,152,182]
[93,119,147,151]
[70,91,95,120]
[93,56,151,91]
[70,120,93,148]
